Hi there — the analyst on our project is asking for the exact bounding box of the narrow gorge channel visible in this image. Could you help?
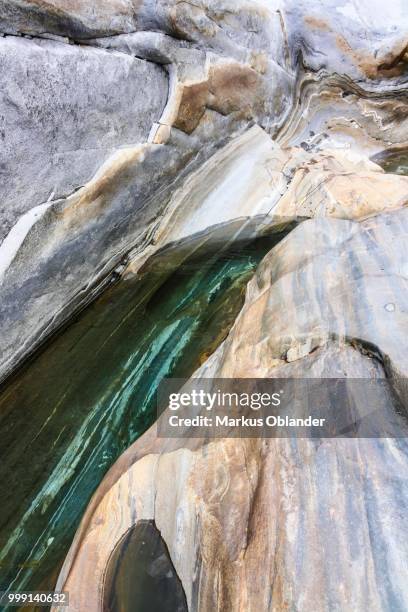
[0,225,288,601]
[1,1,408,611]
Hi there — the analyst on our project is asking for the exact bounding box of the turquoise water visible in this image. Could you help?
[0,228,286,604]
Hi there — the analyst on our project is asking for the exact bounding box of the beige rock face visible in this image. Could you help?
[126,128,408,274]
[207,208,408,404]
[54,207,408,612]
[273,150,408,220]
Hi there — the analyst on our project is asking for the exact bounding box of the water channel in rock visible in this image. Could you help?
[103,520,188,612]
[0,220,291,604]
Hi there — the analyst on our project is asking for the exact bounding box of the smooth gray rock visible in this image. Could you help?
[0,36,168,240]
[0,0,142,38]
[282,0,408,81]
[0,112,249,380]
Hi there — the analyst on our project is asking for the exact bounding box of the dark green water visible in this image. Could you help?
[103,521,188,612]
[374,150,408,175]
[0,226,286,605]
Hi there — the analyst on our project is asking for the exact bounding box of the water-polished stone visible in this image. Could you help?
[54,208,408,612]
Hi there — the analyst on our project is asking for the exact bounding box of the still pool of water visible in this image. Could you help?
[103,521,188,612]
[373,150,408,176]
[0,225,288,606]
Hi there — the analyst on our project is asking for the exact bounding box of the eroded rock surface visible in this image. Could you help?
[0,2,408,610]
[0,0,143,38]
[0,0,407,382]
[53,208,408,612]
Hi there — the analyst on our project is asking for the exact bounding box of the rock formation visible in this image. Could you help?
[1,0,407,382]
[0,1,407,611]
[52,208,408,612]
